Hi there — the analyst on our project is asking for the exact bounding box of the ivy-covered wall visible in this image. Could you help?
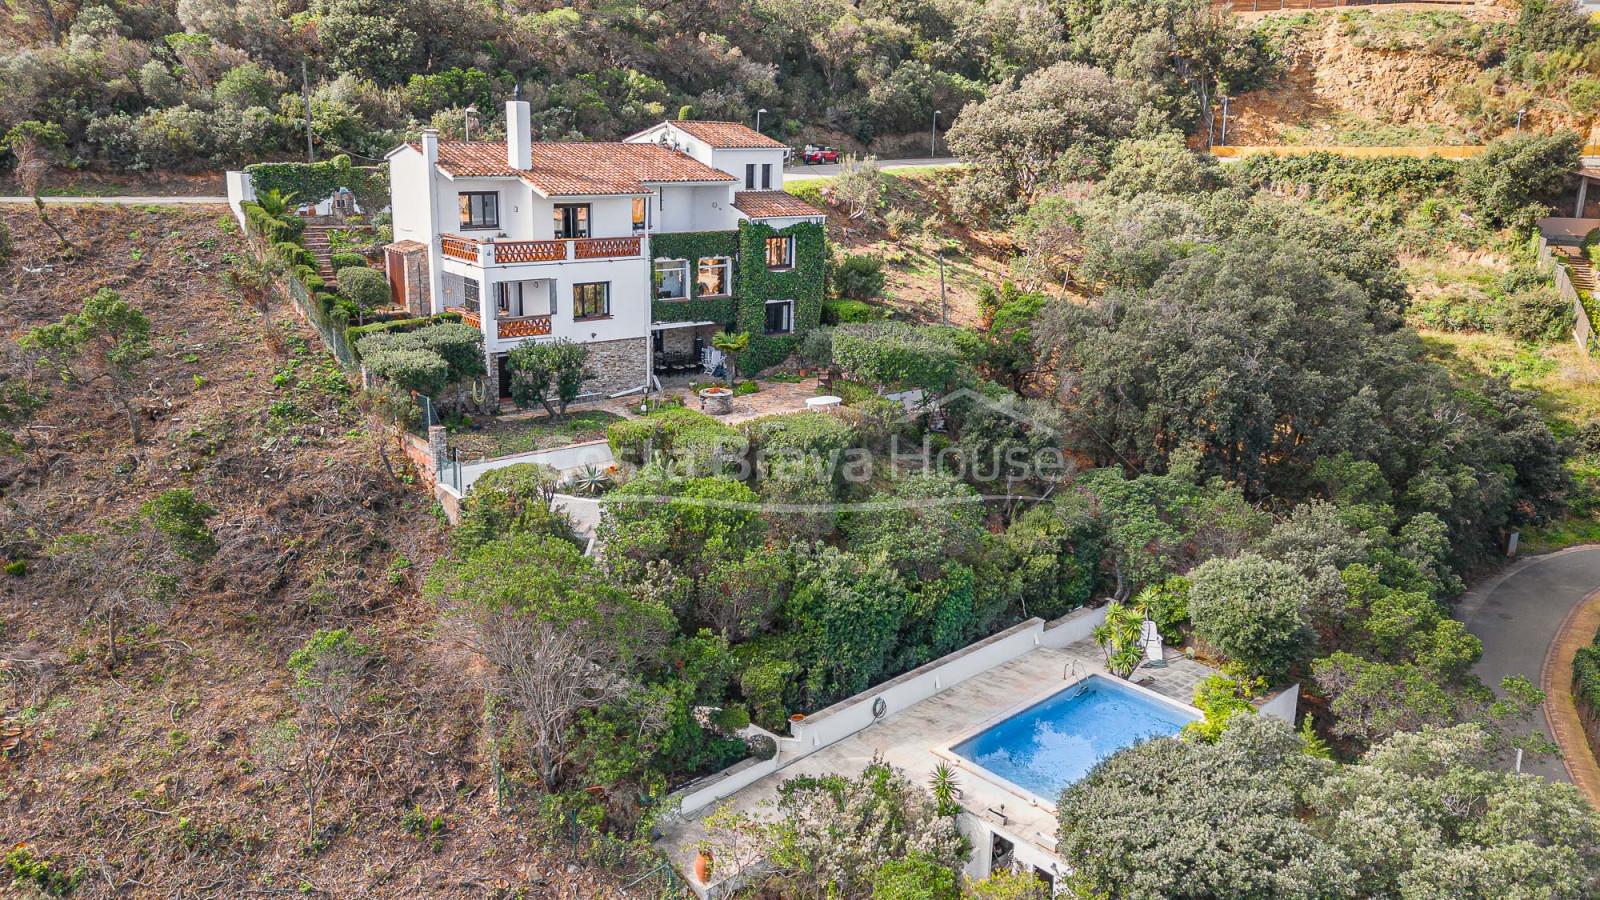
[246,156,389,213]
[736,220,826,373]
[649,230,741,325]
[646,221,826,374]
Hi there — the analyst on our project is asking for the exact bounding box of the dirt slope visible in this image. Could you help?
[0,206,631,898]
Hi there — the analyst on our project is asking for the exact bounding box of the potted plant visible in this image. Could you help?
[694,842,714,883]
[698,384,734,416]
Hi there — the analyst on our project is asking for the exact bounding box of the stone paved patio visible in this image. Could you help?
[1054,637,1217,705]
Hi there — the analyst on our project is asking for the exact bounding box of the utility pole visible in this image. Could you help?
[302,60,314,162]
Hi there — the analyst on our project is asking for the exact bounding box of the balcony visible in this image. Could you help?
[439,234,641,266]
[446,307,552,342]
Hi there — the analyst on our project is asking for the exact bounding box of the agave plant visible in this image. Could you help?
[572,464,612,496]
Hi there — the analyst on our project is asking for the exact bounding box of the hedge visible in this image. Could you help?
[607,406,740,464]
[347,312,465,357]
[1575,626,1600,724]
[822,297,883,324]
[246,157,390,215]
[330,251,368,272]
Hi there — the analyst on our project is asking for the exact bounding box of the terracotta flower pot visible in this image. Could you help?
[694,849,714,883]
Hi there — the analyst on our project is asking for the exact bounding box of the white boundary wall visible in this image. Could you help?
[225,170,254,232]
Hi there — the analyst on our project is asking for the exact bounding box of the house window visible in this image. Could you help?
[745,163,757,190]
[655,259,690,300]
[764,299,793,335]
[573,282,610,319]
[765,235,794,269]
[463,278,481,313]
[554,203,590,239]
[458,192,498,230]
[761,163,772,190]
[697,257,731,297]
[497,281,523,316]
[632,197,647,233]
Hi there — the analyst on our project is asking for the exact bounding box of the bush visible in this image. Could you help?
[1497,282,1574,343]
[832,321,968,392]
[362,347,449,396]
[330,251,368,272]
[455,463,569,552]
[1187,553,1315,681]
[799,326,835,368]
[822,297,883,325]
[744,410,857,481]
[1576,627,1600,722]
[139,488,218,560]
[338,267,390,313]
[835,253,887,301]
[606,406,738,463]
[1459,131,1582,229]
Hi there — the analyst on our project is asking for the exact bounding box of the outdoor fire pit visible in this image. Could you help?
[698,386,734,415]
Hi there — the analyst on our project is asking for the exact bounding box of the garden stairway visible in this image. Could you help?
[1556,244,1598,294]
[302,225,339,288]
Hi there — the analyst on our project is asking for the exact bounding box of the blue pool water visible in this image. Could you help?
[951,675,1197,801]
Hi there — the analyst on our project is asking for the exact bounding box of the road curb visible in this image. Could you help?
[1542,583,1600,806]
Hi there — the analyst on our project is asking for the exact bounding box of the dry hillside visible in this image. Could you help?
[0,206,631,898]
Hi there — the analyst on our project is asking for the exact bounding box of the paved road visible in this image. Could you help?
[0,195,227,204]
[783,156,961,181]
[1454,545,1600,783]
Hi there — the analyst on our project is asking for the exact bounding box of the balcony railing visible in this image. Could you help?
[446,306,481,328]
[438,234,641,266]
[498,315,553,339]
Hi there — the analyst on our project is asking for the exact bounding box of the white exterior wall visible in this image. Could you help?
[438,176,533,240]
[442,254,650,349]
[389,147,434,245]
[714,148,789,190]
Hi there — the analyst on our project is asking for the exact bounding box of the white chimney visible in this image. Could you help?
[506,100,531,170]
[421,127,439,165]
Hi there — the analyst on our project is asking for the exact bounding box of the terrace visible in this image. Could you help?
[438,232,643,267]
[656,612,1293,898]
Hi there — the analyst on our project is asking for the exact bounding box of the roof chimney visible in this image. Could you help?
[506,100,531,170]
[421,127,439,166]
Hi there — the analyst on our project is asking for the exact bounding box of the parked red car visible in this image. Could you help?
[801,145,840,165]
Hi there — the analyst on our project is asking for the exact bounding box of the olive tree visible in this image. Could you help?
[20,288,156,443]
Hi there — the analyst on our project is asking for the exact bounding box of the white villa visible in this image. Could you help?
[382,102,827,402]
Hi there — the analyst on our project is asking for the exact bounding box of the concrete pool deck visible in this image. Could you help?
[658,633,1221,897]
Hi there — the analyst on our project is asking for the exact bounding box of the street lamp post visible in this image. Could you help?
[1517,108,1527,134]
[931,109,942,159]
[1220,95,1230,147]
[937,248,947,325]
[756,108,768,134]
[464,105,479,141]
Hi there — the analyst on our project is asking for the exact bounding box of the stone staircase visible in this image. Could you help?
[1557,244,1599,294]
[302,225,338,288]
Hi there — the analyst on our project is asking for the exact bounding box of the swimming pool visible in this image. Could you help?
[949,674,1198,803]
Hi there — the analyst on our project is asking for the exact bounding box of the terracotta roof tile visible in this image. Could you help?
[670,121,789,150]
[411,140,736,195]
[734,190,824,219]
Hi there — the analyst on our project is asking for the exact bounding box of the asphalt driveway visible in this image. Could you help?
[1454,546,1600,783]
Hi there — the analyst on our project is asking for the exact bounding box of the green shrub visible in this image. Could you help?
[338,266,390,313]
[1188,553,1315,681]
[347,312,464,353]
[330,251,368,272]
[744,410,857,480]
[363,347,449,396]
[835,253,886,301]
[823,297,882,325]
[733,380,760,396]
[1575,627,1600,721]
[606,406,738,463]
[301,272,326,294]
[139,488,218,560]
[455,463,569,552]
[711,705,751,733]
[737,642,799,731]
[800,325,835,368]
[831,379,878,406]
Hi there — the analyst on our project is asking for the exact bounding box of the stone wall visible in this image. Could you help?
[585,336,649,398]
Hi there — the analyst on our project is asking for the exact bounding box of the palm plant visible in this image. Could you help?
[711,330,749,387]
[256,188,296,216]
[929,762,961,817]
[1092,600,1146,679]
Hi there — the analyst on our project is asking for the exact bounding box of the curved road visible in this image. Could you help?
[1455,545,1600,789]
